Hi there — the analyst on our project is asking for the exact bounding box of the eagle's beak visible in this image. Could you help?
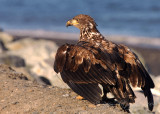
[66,19,79,27]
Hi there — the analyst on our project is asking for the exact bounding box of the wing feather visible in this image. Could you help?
[117,44,154,88]
[117,44,154,111]
[54,44,68,73]
[54,43,116,85]
[67,82,102,104]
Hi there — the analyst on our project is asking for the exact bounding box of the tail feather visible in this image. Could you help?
[137,60,154,111]
[142,87,154,111]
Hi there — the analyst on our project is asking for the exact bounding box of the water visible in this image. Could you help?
[0,0,160,38]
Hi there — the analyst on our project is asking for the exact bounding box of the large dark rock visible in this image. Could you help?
[0,55,26,67]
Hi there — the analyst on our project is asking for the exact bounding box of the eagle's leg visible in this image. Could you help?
[102,84,130,112]
[101,85,118,106]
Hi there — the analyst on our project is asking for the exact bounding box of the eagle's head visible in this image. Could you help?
[66,14,97,30]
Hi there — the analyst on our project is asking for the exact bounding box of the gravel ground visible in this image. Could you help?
[0,64,127,114]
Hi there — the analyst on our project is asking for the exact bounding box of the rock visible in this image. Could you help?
[39,76,52,85]
[0,40,8,53]
[0,32,13,44]
[0,55,26,67]
[5,38,69,88]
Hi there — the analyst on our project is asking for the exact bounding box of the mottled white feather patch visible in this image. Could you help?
[89,22,94,29]
[63,50,67,54]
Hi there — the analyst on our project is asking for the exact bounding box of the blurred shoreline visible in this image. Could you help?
[6,29,160,49]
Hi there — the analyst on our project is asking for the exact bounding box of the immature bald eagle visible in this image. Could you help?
[54,14,154,112]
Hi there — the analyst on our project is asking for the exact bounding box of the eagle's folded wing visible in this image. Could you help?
[54,43,116,85]
[54,43,118,104]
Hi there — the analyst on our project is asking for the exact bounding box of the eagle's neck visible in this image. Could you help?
[79,27,104,42]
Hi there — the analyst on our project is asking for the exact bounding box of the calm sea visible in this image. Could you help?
[0,0,160,38]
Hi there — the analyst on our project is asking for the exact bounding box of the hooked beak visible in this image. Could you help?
[66,19,79,27]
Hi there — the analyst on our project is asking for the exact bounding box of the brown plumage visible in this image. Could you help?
[54,14,155,112]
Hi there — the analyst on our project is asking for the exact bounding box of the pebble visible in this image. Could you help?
[97,104,101,107]
[62,94,69,97]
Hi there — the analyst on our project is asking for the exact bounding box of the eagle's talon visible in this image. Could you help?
[76,95,84,100]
